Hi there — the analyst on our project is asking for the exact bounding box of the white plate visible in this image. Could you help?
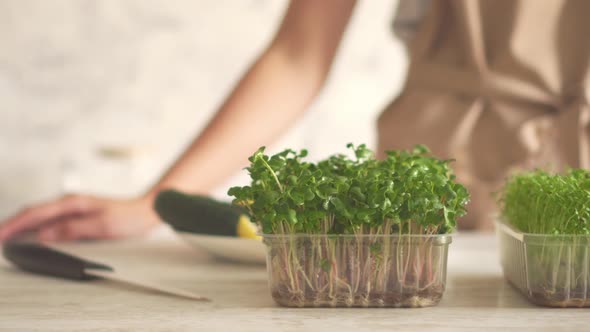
[176,231,266,265]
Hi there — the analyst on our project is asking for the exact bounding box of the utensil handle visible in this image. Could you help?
[2,241,112,280]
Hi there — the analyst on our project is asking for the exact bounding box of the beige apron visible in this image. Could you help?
[378,0,590,230]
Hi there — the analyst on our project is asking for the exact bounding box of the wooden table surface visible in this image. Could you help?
[1,229,589,332]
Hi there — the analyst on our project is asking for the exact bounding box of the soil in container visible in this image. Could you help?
[266,235,450,308]
[529,289,590,308]
[271,285,444,308]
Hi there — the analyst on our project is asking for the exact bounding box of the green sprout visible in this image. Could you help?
[499,169,590,307]
[228,143,469,236]
[499,169,590,235]
[228,144,468,307]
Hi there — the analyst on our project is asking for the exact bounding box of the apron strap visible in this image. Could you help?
[456,0,488,75]
[403,0,590,169]
[407,0,562,107]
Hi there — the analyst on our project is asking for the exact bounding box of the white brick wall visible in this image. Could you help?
[0,0,406,219]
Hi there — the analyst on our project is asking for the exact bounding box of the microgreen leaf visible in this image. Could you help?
[499,169,590,235]
[228,144,469,235]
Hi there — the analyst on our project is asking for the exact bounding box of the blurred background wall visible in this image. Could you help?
[0,0,407,220]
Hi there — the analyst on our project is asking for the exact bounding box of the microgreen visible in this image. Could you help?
[499,170,590,306]
[228,144,469,235]
[499,169,590,235]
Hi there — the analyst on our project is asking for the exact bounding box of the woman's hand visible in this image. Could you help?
[0,0,357,243]
[0,195,161,242]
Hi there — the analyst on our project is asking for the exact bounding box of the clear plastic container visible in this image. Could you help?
[263,234,451,307]
[497,221,590,307]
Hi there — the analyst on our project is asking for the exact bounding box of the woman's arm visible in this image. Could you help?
[146,0,357,198]
[0,0,357,242]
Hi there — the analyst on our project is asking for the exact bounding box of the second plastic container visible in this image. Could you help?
[497,221,590,307]
[263,234,451,307]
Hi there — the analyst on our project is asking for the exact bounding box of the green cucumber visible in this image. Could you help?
[154,189,248,236]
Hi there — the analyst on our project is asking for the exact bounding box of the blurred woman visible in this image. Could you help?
[1,0,588,241]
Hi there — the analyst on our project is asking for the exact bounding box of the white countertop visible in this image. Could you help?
[1,231,589,332]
